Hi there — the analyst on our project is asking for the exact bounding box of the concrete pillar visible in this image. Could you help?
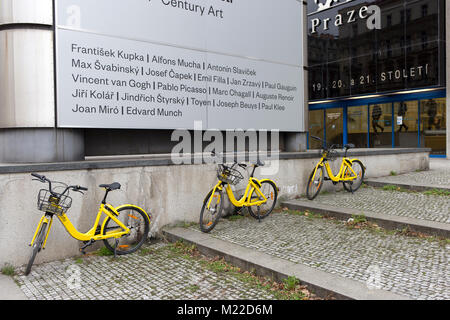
[284,0,309,153]
[0,0,85,163]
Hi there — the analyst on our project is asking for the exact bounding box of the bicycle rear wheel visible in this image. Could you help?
[306,166,324,200]
[248,180,278,220]
[199,189,224,233]
[25,222,48,276]
[343,160,365,193]
[103,206,150,255]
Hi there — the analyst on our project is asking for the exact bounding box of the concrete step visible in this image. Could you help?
[281,199,450,238]
[162,227,410,300]
[364,178,450,193]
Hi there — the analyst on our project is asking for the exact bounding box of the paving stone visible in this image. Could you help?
[13,242,275,300]
[308,186,450,224]
[189,212,450,300]
[373,169,450,188]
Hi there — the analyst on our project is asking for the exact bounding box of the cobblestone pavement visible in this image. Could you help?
[190,212,450,300]
[13,242,275,300]
[307,186,450,224]
[372,167,450,187]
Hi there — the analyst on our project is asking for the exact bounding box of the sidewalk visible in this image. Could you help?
[11,242,283,300]
[365,158,450,192]
[169,210,448,300]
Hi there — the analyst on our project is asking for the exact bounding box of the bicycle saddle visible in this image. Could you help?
[254,159,265,167]
[99,182,121,191]
[344,144,355,149]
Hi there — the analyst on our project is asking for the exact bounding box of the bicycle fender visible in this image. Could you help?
[257,179,280,191]
[114,204,152,223]
[206,182,223,208]
[347,158,366,169]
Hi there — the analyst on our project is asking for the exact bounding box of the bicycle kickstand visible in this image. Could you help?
[114,239,119,258]
[257,206,261,223]
[80,239,95,255]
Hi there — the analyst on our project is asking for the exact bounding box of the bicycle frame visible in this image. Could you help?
[313,156,360,183]
[30,203,145,248]
[207,177,276,209]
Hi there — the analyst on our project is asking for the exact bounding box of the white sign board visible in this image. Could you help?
[55,0,305,131]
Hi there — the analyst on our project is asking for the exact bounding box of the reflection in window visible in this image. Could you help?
[369,104,392,148]
[326,108,343,146]
[422,4,428,17]
[394,101,419,148]
[308,110,324,149]
[420,98,447,155]
[347,106,368,148]
[307,0,445,101]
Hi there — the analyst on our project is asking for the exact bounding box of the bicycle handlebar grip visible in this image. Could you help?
[74,185,88,191]
[31,173,45,180]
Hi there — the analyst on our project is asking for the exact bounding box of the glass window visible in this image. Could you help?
[369,103,392,148]
[347,106,368,148]
[308,110,325,149]
[394,101,419,148]
[420,98,447,155]
[325,108,344,146]
[307,0,446,101]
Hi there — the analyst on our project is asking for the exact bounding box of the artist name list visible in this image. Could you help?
[68,43,298,118]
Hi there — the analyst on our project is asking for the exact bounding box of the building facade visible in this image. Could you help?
[307,0,448,158]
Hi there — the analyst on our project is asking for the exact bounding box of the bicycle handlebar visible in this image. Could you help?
[31,173,88,195]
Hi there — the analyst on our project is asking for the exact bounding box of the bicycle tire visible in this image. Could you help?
[103,206,150,255]
[199,189,224,233]
[306,166,324,200]
[248,180,278,220]
[25,222,48,276]
[343,160,365,193]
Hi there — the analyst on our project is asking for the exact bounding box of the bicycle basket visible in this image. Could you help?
[37,189,72,215]
[217,165,244,185]
[325,149,338,161]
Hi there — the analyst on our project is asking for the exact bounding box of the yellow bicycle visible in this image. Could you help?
[26,173,151,275]
[306,136,365,200]
[199,153,279,233]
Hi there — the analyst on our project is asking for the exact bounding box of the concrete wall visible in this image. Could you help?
[0,150,429,267]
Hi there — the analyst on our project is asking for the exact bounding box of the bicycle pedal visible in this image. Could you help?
[80,239,95,254]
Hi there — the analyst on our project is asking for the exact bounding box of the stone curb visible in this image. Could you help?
[281,199,450,238]
[162,227,411,300]
[0,275,27,300]
[0,148,430,174]
[364,179,450,193]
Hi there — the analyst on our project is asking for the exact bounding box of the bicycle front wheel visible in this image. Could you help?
[103,206,150,255]
[306,166,324,200]
[343,160,365,193]
[199,189,224,233]
[25,222,48,276]
[248,180,278,220]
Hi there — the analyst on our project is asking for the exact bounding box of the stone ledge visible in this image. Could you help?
[0,148,431,174]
